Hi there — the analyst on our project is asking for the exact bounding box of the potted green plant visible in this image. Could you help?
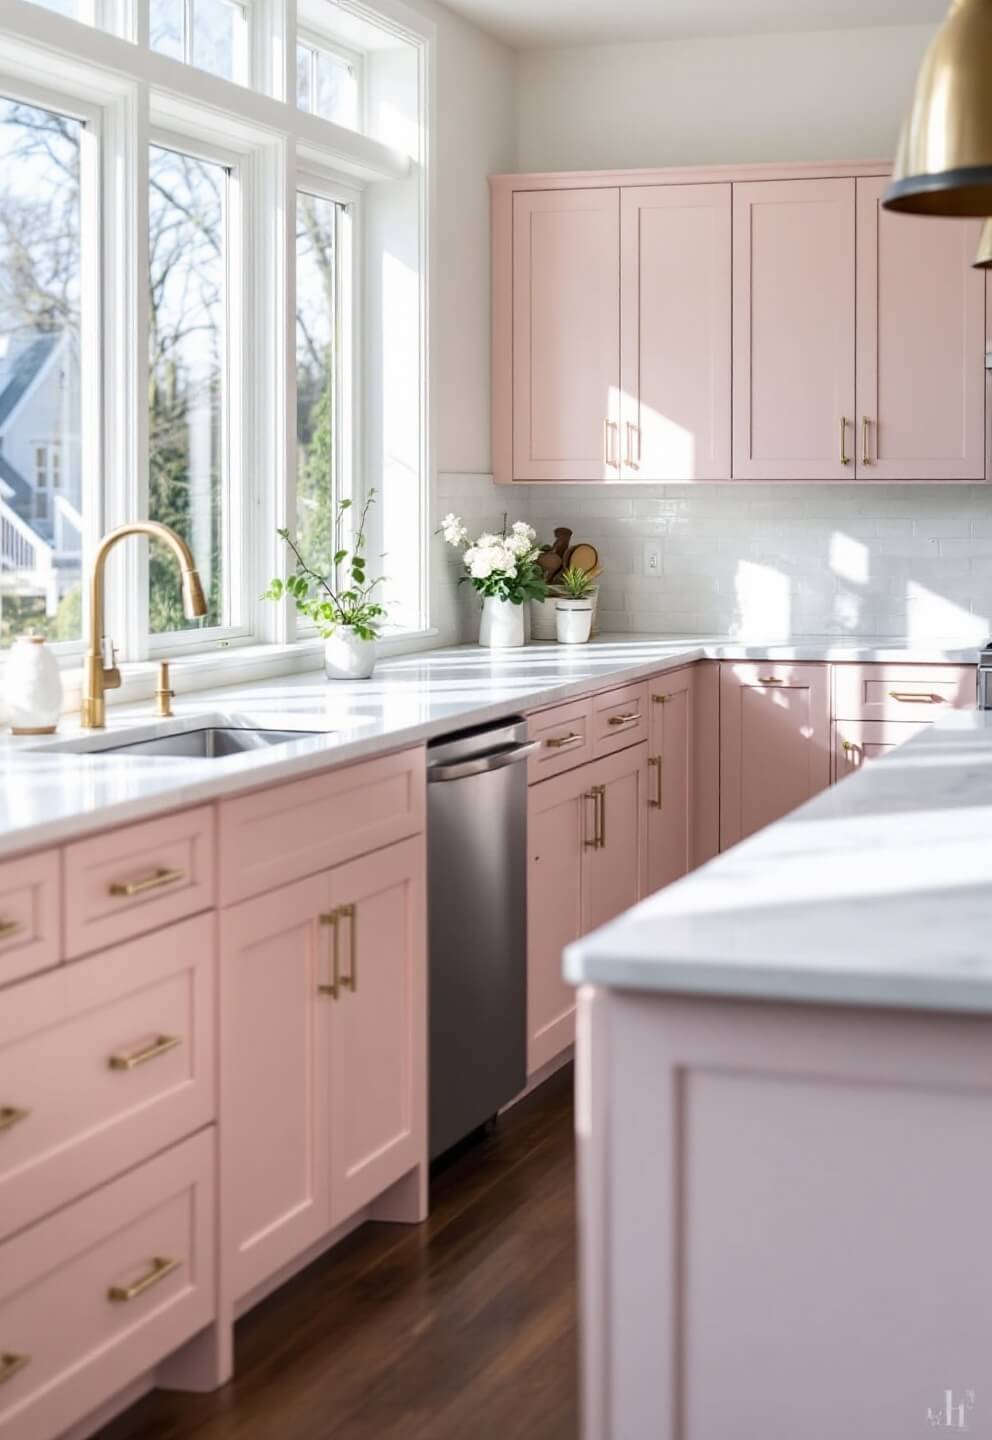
[264,491,386,680]
[554,566,597,645]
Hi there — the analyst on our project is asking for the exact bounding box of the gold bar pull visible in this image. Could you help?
[595,784,607,849]
[840,416,850,466]
[0,1106,29,1134]
[607,711,641,727]
[339,903,357,992]
[603,419,619,469]
[758,676,783,685]
[648,755,663,809]
[583,789,601,850]
[108,1256,181,1303]
[546,732,582,749]
[889,690,941,704]
[109,1034,181,1072]
[652,694,668,705]
[625,421,640,469]
[861,415,872,466]
[0,919,22,941]
[318,910,340,997]
[109,867,185,899]
[0,1353,29,1387]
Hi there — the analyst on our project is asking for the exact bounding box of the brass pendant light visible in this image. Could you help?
[974,218,992,267]
[884,0,992,216]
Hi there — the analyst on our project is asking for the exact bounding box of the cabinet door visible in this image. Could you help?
[833,718,933,781]
[527,766,588,1075]
[582,744,649,935]
[720,663,831,849]
[646,669,693,894]
[327,837,427,1226]
[620,184,731,480]
[733,179,856,480]
[512,188,621,481]
[856,176,985,480]
[221,872,332,1300]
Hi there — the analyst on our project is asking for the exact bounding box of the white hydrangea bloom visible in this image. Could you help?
[511,521,536,542]
[465,546,495,579]
[441,513,468,547]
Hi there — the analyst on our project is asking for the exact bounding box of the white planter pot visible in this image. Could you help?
[324,628,376,680]
[6,635,63,733]
[479,596,525,648]
[555,598,594,645]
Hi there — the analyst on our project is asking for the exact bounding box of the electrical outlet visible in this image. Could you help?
[643,542,662,576]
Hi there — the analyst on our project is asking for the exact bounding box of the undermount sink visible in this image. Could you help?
[51,726,321,759]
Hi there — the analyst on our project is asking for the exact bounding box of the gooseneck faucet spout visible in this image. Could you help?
[82,521,208,729]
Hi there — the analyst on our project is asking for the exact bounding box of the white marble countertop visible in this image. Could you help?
[566,709,992,1014]
[0,632,979,859]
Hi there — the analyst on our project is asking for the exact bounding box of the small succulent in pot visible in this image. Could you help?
[554,566,596,646]
[555,566,597,600]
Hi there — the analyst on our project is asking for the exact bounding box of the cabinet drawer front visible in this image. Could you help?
[833,719,934,781]
[64,807,215,960]
[527,697,593,781]
[833,664,976,722]
[0,914,214,1243]
[593,682,648,758]
[218,747,425,906]
[0,850,59,988]
[0,1131,215,1440]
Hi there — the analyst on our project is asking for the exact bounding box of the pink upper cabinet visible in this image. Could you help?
[856,177,985,481]
[620,184,731,481]
[733,178,857,481]
[510,188,621,481]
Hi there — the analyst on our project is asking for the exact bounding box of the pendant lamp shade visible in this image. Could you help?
[973,218,992,267]
[884,0,992,216]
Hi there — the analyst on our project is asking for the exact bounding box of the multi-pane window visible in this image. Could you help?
[26,0,79,14]
[0,97,82,646]
[148,144,228,634]
[296,191,341,574]
[150,0,248,82]
[296,39,360,130]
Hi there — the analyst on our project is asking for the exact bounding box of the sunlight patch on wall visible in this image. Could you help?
[732,561,791,640]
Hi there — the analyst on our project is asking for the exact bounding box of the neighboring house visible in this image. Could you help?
[0,330,82,618]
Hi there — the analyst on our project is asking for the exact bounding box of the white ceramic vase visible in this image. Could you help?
[7,635,63,733]
[324,628,376,681]
[555,598,594,645]
[479,596,525,648]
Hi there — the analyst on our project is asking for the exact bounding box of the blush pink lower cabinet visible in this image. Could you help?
[221,835,427,1302]
[833,719,934,779]
[527,745,647,1075]
[720,663,831,849]
[646,664,719,893]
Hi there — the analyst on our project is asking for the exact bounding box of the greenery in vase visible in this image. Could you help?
[555,566,597,599]
[441,514,549,605]
[264,490,386,642]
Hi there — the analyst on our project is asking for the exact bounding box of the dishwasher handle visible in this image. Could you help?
[427,740,540,783]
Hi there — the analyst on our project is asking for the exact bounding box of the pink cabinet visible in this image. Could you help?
[581,746,648,935]
[620,184,731,480]
[646,668,694,894]
[856,177,985,480]
[509,188,621,481]
[222,838,427,1301]
[720,663,831,848]
[0,849,59,988]
[833,719,933,780]
[733,178,857,480]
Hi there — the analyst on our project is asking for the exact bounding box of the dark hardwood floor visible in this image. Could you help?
[96,1064,577,1440]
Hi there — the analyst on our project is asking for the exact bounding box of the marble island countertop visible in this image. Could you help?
[566,708,992,1014]
[0,632,980,858]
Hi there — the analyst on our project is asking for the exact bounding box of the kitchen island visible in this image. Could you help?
[566,711,992,1440]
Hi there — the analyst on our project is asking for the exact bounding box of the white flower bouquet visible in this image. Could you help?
[441,515,549,606]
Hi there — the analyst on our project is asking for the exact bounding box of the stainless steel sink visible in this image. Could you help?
[49,726,321,759]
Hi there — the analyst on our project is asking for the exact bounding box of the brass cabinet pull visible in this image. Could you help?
[0,919,22,942]
[318,910,340,998]
[840,416,850,466]
[842,739,860,755]
[625,421,640,469]
[889,690,941,704]
[108,1034,181,1072]
[861,415,872,466]
[0,1105,29,1134]
[651,693,668,705]
[108,1256,181,1303]
[0,1353,29,1387]
[607,712,641,727]
[583,788,602,850]
[339,903,357,992]
[758,676,783,685]
[603,419,619,468]
[109,867,185,899]
[546,732,582,749]
[648,755,663,809]
[597,785,606,848]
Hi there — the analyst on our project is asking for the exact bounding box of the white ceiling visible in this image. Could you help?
[440,0,946,50]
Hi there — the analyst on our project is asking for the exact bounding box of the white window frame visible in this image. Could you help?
[296,28,365,132]
[149,0,251,86]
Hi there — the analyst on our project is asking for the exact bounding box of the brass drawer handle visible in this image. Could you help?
[0,919,22,942]
[888,690,941,704]
[861,414,872,466]
[0,1106,29,1133]
[109,1034,181,1071]
[0,1353,29,1387]
[546,732,582,749]
[339,902,357,992]
[758,676,783,684]
[651,694,668,705]
[840,416,850,466]
[584,787,604,850]
[109,867,185,898]
[108,1256,181,1303]
[319,910,340,998]
[607,712,641,727]
[648,755,663,809]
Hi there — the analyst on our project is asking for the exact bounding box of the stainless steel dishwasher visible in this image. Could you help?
[427,717,538,1160]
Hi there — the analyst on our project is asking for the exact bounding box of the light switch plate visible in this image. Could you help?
[643,541,662,576]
